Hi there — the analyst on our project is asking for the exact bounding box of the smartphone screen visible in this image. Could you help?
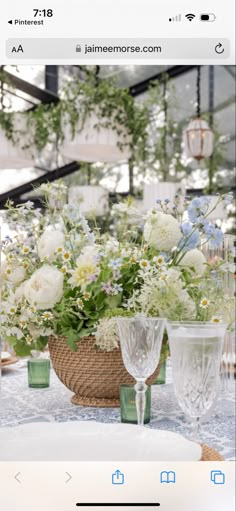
[0,1,235,510]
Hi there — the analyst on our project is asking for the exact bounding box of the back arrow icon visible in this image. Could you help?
[215,43,224,54]
[14,472,21,483]
[65,472,72,483]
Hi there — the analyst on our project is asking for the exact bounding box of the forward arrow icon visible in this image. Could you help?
[66,472,72,483]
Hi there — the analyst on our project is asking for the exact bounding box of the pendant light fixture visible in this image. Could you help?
[183,66,214,160]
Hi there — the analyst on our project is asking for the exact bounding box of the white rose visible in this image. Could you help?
[144,211,181,251]
[179,249,207,276]
[24,265,63,310]
[1,262,26,285]
[37,230,65,261]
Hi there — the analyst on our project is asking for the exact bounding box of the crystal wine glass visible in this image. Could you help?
[166,321,226,439]
[116,316,166,426]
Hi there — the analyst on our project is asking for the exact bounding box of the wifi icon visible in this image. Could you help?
[185,13,196,21]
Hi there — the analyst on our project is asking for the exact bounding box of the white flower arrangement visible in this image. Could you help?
[0,187,234,355]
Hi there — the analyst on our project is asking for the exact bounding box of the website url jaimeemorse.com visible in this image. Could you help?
[83,43,162,55]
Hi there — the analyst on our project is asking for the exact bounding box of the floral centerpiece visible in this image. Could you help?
[0,185,234,405]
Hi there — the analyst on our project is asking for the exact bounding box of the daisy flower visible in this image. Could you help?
[42,311,54,321]
[83,291,91,301]
[63,250,71,262]
[160,273,167,281]
[76,298,84,309]
[29,305,37,314]
[22,246,31,255]
[200,297,210,309]
[211,316,222,323]
[140,259,150,270]
[153,255,165,266]
[19,319,27,329]
[6,254,14,262]
[8,306,16,315]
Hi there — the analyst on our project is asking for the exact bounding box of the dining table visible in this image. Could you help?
[0,358,235,461]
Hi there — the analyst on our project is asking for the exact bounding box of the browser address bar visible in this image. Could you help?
[6,38,230,59]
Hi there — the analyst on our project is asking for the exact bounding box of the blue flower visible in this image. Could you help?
[204,224,224,248]
[109,258,122,270]
[112,283,123,295]
[180,222,192,235]
[179,223,200,252]
[187,197,210,223]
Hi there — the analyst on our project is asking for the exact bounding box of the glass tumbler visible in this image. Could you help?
[28,358,50,388]
[166,321,226,439]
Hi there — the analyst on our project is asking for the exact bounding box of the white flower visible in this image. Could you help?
[94,317,119,351]
[5,327,23,340]
[105,238,120,253]
[69,247,100,289]
[139,259,150,270]
[153,255,165,266]
[76,298,84,309]
[144,211,181,251]
[200,297,210,309]
[28,323,53,339]
[24,265,63,310]
[42,311,54,321]
[1,262,26,285]
[81,245,99,259]
[211,316,222,323]
[37,230,65,261]
[179,249,207,276]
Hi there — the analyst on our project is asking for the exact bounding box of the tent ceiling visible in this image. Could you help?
[0,65,235,206]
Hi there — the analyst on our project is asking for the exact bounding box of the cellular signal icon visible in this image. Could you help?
[169,14,182,22]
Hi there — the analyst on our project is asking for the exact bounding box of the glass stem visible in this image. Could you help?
[135,381,147,426]
[190,417,201,440]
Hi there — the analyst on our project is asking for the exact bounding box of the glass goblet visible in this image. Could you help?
[116,316,166,426]
[166,321,226,439]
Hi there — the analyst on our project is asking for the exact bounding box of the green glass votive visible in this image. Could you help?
[28,358,50,388]
[154,360,166,385]
[120,384,151,424]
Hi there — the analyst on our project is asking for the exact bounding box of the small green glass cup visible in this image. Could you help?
[154,360,166,385]
[28,358,50,388]
[120,384,151,424]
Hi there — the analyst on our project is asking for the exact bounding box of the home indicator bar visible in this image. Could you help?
[76,504,161,507]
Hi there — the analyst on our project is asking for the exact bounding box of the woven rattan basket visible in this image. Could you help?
[48,336,160,408]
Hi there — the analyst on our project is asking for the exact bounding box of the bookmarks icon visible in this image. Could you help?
[160,471,176,483]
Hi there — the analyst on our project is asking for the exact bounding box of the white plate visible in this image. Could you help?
[0,421,202,461]
[1,351,11,361]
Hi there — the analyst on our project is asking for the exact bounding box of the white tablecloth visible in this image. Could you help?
[0,359,235,460]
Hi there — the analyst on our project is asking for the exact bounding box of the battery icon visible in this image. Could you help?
[200,13,216,21]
